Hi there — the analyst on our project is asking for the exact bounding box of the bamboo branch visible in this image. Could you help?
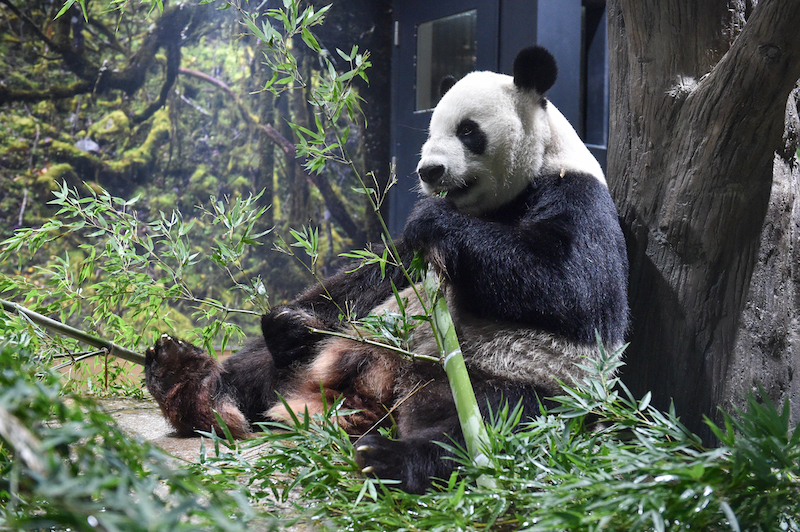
[0,406,45,476]
[0,299,145,366]
[309,326,440,363]
[422,268,496,489]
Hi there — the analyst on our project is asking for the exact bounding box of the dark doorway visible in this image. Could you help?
[388,0,499,235]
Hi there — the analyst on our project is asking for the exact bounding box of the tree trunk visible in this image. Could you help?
[607,0,800,439]
[256,44,276,230]
[725,88,800,425]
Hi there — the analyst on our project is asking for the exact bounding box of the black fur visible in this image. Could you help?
[456,119,487,156]
[402,171,628,346]
[440,75,457,97]
[513,45,558,94]
[144,46,628,493]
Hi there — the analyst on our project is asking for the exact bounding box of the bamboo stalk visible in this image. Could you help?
[422,268,496,488]
[0,298,146,366]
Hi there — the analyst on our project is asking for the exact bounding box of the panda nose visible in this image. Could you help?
[418,164,445,184]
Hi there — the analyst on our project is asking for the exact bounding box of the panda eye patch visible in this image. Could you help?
[456,119,487,155]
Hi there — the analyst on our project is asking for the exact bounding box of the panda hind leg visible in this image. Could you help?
[354,377,463,494]
[145,335,252,439]
[355,378,548,493]
[266,337,399,434]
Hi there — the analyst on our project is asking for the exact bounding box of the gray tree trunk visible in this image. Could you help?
[725,91,800,425]
[607,0,800,439]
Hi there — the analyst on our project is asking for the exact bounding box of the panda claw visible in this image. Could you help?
[355,444,371,453]
[361,466,375,474]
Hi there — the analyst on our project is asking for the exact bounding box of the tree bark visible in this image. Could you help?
[608,0,800,439]
[725,88,800,425]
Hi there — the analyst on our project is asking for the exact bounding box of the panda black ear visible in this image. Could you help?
[439,75,457,97]
[513,46,558,94]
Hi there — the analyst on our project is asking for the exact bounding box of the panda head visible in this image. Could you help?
[416,46,605,215]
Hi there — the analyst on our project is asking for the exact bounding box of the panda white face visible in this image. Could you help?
[416,71,547,215]
[416,47,605,216]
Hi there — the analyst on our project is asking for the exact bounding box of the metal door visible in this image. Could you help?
[388,1,499,235]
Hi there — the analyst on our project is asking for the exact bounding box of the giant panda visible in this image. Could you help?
[144,46,629,494]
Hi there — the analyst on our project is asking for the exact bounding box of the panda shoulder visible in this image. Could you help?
[526,170,617,215]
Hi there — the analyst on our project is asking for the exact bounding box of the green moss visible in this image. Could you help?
[49,140,102,164]
[227,174,250,195]
[0,138,28,158]
[121,108,170,165]
[37,163,77,188]
[149,191,179,214]
[188,165,219,193]
[8,115,39,137]
[88,110,130,141]
[32,101,56,118]
[8,71,37,90]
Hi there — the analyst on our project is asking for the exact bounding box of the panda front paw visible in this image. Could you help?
[261,306,325,368]
[401,197,459,264]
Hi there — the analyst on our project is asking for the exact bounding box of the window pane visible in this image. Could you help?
[416,10,477,111]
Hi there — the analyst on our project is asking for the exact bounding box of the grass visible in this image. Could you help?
[2,325,798,531]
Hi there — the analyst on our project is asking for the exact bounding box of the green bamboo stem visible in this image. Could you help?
[423,268,495,487]
[0,298,146,366]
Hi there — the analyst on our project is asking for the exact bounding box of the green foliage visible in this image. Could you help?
[0,322,266,531]
[186,343,799,531]
[0,181,271,357]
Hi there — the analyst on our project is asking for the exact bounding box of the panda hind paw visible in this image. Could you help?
[147,334,209,367]
[355,434,407,482]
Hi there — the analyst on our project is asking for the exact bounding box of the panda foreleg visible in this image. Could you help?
[260,305,330,368]
[260,245,418,369]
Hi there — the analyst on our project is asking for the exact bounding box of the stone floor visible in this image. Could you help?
[99,397,313,530]
[100,396,206,462]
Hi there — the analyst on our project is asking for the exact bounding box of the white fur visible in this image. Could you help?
[370,286,614,392]
[417,71,605,215]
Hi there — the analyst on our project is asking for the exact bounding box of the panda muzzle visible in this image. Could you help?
[417,164,446,185]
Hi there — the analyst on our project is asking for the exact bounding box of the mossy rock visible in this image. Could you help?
[37,163,77,189]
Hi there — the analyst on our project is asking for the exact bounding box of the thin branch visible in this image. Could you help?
[0,298,145,365]
[309,327,439,363]
[0,406,46,476]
